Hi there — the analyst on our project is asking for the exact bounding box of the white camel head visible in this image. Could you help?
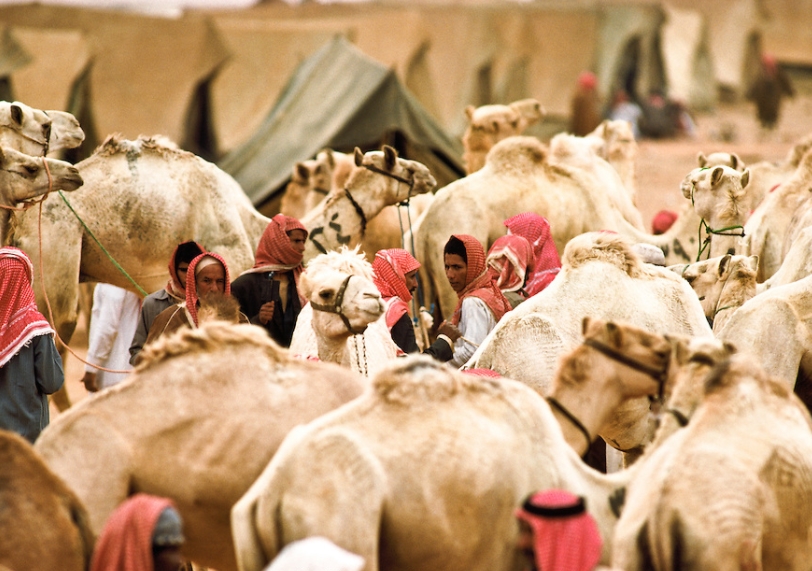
[301,247,384,343]
[0,145,83,205]
[0,101,85,156]
[351,145,436,204]
[681,165,750,221]
[697,151,746,172]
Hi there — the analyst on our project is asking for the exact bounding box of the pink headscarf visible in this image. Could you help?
[0,247,54,368]
[185,252,231,327]
[90,494,177,571]
[651,210,678,235]
[577,71,597,90]
[515,489,603,571]
[448,234,512,326]
[372,249,421,329]
[243,214,308,275]
[486,235,535,293]
[504,213,561,296]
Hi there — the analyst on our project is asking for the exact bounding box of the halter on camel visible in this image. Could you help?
[342,160,418,239]
[688,172,746,262]
[309,274,367,335]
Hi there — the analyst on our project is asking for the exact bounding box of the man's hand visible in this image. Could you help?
[258,301,275,325]
[81,371,99,393]
[437,321,462,343]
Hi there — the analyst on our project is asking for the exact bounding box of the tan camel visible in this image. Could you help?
[671,254,758,333]
[231,352,637,571]
[301,145,436,264]
[293,247,387,371]
[0,100,85,157]
[744,133,812,217]
[0,430,95,571]
[35,321,365,571]
[759,226,812,292]
[465,232,712,462]
[279,158,320,220]
[588,119,639,203]
[0,145,83,244]
[461,98,545,174]
[612,353,812,571]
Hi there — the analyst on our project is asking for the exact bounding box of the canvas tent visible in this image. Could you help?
[218,35,464,209]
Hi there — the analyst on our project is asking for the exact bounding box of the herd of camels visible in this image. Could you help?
[3,96,812,571]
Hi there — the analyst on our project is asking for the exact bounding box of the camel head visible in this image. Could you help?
[697,151,745,172]
[588,119,637,162]
[681,165,750,223]
[0,145,83,206]
[301,247,384,340]
[45,110,85,153]
[350,145,436,205]
[0,101,52,156]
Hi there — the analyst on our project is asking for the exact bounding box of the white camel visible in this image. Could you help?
[744,133,812,217]
[759,226,812,292]
[35,321,366,571]
[465,232,712,462]
[461,98,545,174]
[0,100,85,157]
[612,353,812,571]
[587,119,639,203]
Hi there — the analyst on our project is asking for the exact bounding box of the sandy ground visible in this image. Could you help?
[50,87,812,417]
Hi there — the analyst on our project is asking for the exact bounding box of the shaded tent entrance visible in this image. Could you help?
[219,35,464,214]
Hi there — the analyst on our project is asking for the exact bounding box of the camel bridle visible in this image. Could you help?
[309,274,367,335]
[583,337,669,404]
[341,162,417,240]
[361,161,417,203]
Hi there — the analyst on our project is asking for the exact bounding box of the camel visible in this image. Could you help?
[612,353,812,571]
[279,157,321,220]
[300,145,436,264]
[671,254,759,333]
[34,321,366,571]
[293,247,388,371]
[587,119,639,203]
[0,430,95,571]
[10,135,270,387]
[461,98,545,174]
[743,133,812,217]
[464,232,712,462]
[0,100,85,157]
[0,145,83,244]
[759,226,812,292]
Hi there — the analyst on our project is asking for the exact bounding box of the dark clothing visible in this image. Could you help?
[231,272,302,348]
[129,288,176,366]
[0,335,64,443]
[638,100,680,139]
[390,313,454,362]
[748,69,794,129]
[570,90,602,136]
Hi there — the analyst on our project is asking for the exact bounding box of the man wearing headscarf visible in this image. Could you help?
[515,489,603,571]
[444,234,512,367]
[90,494,186,571]
[231,214,308,347]
[486,234,535,308]
[504,212,562,297]
[145,252,247,344]
[372,248,460,359]
[0,247,64,443]
[747,53,794,130]
[129,241,205,365]
[570,71,602,136]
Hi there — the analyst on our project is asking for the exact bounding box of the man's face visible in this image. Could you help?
[288,229,307,255]
[444,253,467,293]
[176,262,190,290]
[153,545,184,571]
[404,269,419,294]
[516,519,537,571]
[195,263,226,296]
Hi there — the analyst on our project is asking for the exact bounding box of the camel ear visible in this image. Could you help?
[606,321,622,348]
[354,147,364,167]
[672,337,691,365]
[383,145,398,170]
[294,162,309,182]
[10,103,23,127]
[717,254,731,277]
[723,341,738,355]
[581,316,593,335]
[697,152,707,167]
[465,105,476,121]
[729,152,740,169]
[746,255,759,273]
[323,148,335,168]
[710,166,724,187]
[740,169,750,189]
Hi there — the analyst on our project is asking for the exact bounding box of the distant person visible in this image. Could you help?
[570,71,603,136]
[90,494,185,571]
[638,89,683,139]
[747,53,795,130]
[82,283,141,392]
[607,88,643,140]
[0,247,64,443]
[129,241,205,365]
[503,212,562,296]
[486,234,535,308]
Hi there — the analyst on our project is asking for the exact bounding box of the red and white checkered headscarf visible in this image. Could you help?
[449,234,511,326]
[504,213,561,296]
[184,252,231,327]
[90,494,178,571]
[243,214,308,275]
[373,249,421,329]
[486,235,535,293]
[0,247,54,368]
[515,489,603,571]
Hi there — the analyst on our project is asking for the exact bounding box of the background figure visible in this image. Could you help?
[486,234,535,308]
[607,88,643,140]
[515,489,602,571]
[504,212,561,296]
[747,53,795,130]
[90,494,185,571]
[570,71,603,136]
[0,247,64,443]
[651,209,678,235]
[264,537,364,571]
[638,89,681,139]
[82,283,141,392]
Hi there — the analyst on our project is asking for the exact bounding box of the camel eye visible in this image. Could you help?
[319,290,333,300]
[24,165,38,174]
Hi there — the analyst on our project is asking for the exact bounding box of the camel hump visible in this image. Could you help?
[372,354,503,405]
[136,321,288,370]
[485,136,547,171]
[562,231,644,277]
[92,134,184,159]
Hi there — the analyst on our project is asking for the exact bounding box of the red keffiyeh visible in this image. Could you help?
[90,494,176,571]
[0,247,54,368]
[243,214,307,275]
[486,235,535,293]
[166,241,206,301]
[372,249,421,329]
[504,213,562,296]
[184,252,231,327]
[449,234,511,326]
[515,489,603,571]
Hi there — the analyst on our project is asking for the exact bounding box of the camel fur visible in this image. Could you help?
[0,430,95,571]
[35,321,365,571]
[742,133,812,219]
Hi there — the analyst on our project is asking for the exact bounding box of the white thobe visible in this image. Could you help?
[449,297,497,368]
[85,283,142,389]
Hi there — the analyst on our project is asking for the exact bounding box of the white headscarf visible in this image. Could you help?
[264,537,365,571]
